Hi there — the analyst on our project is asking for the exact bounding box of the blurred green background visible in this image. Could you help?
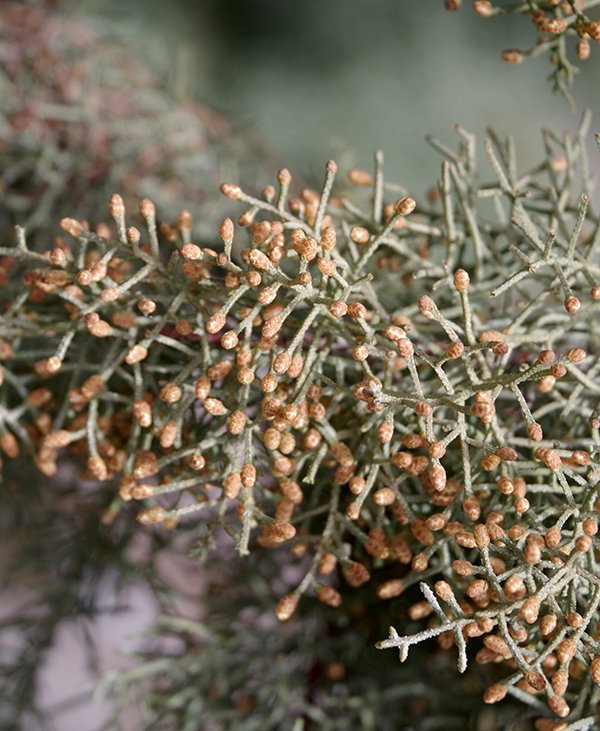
[82,0,599,195]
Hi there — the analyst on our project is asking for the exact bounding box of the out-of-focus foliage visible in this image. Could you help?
[0,1,259,244]
[101,550,531,731]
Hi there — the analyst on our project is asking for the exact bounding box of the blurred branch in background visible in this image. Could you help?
[0,1,266,246]
[445,0,600,103]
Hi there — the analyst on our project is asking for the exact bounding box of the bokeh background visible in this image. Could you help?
[3,1,600,729]
[83,0,599,194]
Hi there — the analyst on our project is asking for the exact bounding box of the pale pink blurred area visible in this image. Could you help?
[1,580,154,730]
[0,540,208,730]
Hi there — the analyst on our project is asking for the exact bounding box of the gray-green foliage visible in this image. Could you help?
[1,114,599,726]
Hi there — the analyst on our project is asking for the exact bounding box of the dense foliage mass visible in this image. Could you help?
[2,112,599,727]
